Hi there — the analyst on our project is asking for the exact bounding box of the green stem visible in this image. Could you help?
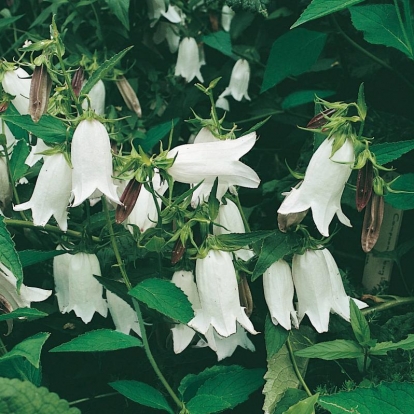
[286,337,312,397]
[233,195,251,233]
[69,392,119,406]
[361,296,414,315]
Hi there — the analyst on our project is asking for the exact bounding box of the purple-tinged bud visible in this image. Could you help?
[0,102,8,113]
[115,76,142,118]
[278,210,308,232]
[29,64,52,123]
[306,108,336,129]
[71,67,84,97]
[171,238,186,265]
[361,193,384,253]
[356,161,373,212]
[238,274,253,317]
[115,179,142,224]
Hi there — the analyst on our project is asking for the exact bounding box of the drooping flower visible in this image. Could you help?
[14,153,72,231]
[81,79,105,116]
[174,37,204,83]
[53,251,108,323]
[188,249,258,337]
[292,248,367,333]
[278,137,355,237]
[263,259,298,330]
[106,290,141,336]
[0,156,12,216]
[167,132,260,206]
[219,59,251,103]
[153,22,181,53]
[71,119,121,207]
[24,138,49,167]
[1,67,31,114]
[146,0,182,26]
[221,5,235,32]
[213,199,254,261]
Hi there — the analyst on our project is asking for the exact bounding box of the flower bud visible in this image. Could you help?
[361,193,384,253]
[238,274,253,317]
[115,76,142,118]
[306,108,336,129]
[0,101,8,113]
[356,160,373,212]
[115,179,142,224]
[71,67,84,97]
[171,238,186,265]
[277,210,308,232]
[29,64,52,123]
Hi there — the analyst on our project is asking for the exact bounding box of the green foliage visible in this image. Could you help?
[384,173,414,209]
[0,308,48,322]
[371,140,414,165]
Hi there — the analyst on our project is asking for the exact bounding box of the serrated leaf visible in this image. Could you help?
[319,382,414,413]
[265,314,288,358]
[370,334,414,355]
[0,216,23,290]
[215,230,274,251]
[9,139,29,182]
[129,278,193,324]
[274,388,308,414]
[0,332,50,368]
[186,367,265,414]
[138,118,179,152]
[0,308,48,322]
[202,31,234,58]
[295,339,363,360]
[261,29,327,92]
[384,173,414,210]
[350,5,414,60]
[284,393,319,414]
[0,378,80,414]
[371,139,414,165]
[104,0,129,30]
[0,357,42,386]
[18,249,67,268]
[49,329,142,353]
[263,327,315,414]
[281,90,335,110]
[109,380,174,414]
[81,46,133,96]
[291,0,365,29]
[350,299,371,346]
[3,104,29,140]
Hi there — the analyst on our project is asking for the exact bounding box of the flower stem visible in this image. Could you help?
[361,295,414,315]
[286,337,312,397]
[69,392,119,406]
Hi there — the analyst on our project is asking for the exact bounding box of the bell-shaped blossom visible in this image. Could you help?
[81,79,105,115]
[153,22,181,53]
[219,59,251,102]
[0,156,12,216]
[167,132,260,206]
[292,249,367,333]
[24,138,49,167]
[147,0,182,26]
[221,5,235,32]
[171,270,201,354]
[1,67,31,114]
[188,249,258,337]
[213,199,254,261]
[71,119,121,207]
[263,259,298,330]
[106,290,141,336]
[175,37,204,83]
[0,263,52,311]
[197,323,255,361]
[53,251,108,323]
[14,153,72,231]
[278,137,354,237]
[125,172,168,233]
[216,96,230,111]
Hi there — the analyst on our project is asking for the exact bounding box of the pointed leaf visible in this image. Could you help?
[104,0,130,30]
[370,334,414,355]
[384,173,414,210]
[350,298,371,346]
[9,139,29,182]
[49,329,142,353]
[129,278,193,324]
[284,393,319,414]
[274,389,308,414]
[295,339,363,360]
[203,31,235,58]
[18,249,67,268]
[281,89,335,110]
[215,230,274,250]
[371,140,414,165]
[265,314,288,358]
[0,15,24,30]
[138,118,179,152]
[0,308,48,322]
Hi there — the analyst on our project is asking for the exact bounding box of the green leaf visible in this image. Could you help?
[129,278,193,324]
[281,90,335,110]
[139,118,179,152]
[0,15,24,30]
[3,104,29,140]
[274,389,308,414]
[370,334,414,355]
[144,236,165,253]
[384,173,414,210]
[215,230,274,251]
[18,249,67,268]
[104,0,130,30]
[350,299,371,346]
[371,139,414,165]
[291,0,365,29]
[0,216,23,290]
[49,329,142,353]
[9,139,29,182]
[208,178,220,221]
[261,29,327,93]
[2,114,69,143]
[295,339,363,360]
[252,232,298,281]
[0,357,42,386]
[0,377,81,414]
[202,31,234,58]
[0,308,48,322]
[284,393,319,414]
[263,327,315,414]
[81,46,133,96]
[350,5,414,60]
[109,380,174,414]
[0,332,50,368]
[265,314,289,358]
[319,382,414,414]
[186,367,265,414]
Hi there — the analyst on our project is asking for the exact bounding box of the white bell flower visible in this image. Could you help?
[292,249,367,333]
[81,79,105,116]
[153,22,180,53]
[188,249,258,337]
[216,96,230,111]
[1,67,31,114]
[219,59,251,102]
[263,259,298,330]
[167,131,260,206]
[221,5,235,32]
[106,290,141,336]
[278,137,354,237]
[24,138,49,167]
[174,37,204,83]
[71,119,121,207]
[53,251,108,323]
[146,0,182,26]
[14,153,72,231]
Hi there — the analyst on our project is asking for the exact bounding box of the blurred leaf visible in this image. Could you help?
[291,0,364,28]
[138,118,179,152]
[281,90,335,110]
[129,278,194,324]
[104,0,130,30]
[284,393,319,414]
[295,339,363,360]
[49,329,142,352]
[370,334,414,355]
[203,31,235,58]
[261,29,327,92]
[384,173,414,210]
[371,140,414,165]
[0,308,48,322]
[0,15,24,30]
[18,249,67,268]
[109,380,174,414]
[265,314,289,358]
